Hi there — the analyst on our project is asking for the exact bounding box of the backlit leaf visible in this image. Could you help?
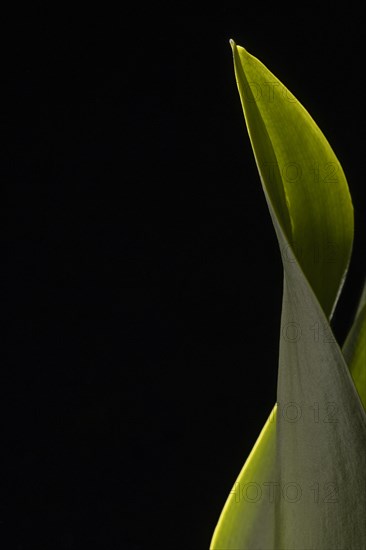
[210,42,366,550]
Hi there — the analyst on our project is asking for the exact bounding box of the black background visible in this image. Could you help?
[4,8,366,549]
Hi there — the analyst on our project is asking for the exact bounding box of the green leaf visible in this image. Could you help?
[343,280,366,409]
[210,42,366,550]
[229,41,353,318]
[211,405,278,549]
